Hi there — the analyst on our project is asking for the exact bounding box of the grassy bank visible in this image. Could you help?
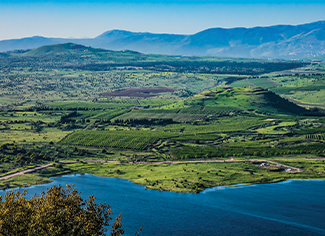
[3,160,325,193]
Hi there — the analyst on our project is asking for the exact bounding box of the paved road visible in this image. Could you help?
[0,163,54,181]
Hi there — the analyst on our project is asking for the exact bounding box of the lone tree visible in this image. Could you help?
[0,185,125,236]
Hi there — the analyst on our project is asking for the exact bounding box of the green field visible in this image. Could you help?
[1,44,325,192]
[3,159,325,193]
[60,130,179,150]
[229,74,325,107]
[230,77,278,88]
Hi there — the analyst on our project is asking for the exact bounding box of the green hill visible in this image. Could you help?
[2,43,307,75]
[162,87,309,116]
[11,43,108,56]
[7,42,146,59]
[112,87,309,123]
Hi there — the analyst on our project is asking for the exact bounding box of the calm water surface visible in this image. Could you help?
[1,174,325,236]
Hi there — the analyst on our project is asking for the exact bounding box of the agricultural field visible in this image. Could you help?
[229,73,325,108]
[230,77,278,88]
[305,133,325,140]
[1,43,325,192]
[60,130,179,150]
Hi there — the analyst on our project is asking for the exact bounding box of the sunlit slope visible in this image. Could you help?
[229,74,325,107]
[8,43,144,59]
[19,43,107,56]
[162,87,308,115]
[114,87,308,122]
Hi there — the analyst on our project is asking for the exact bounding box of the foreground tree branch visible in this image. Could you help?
[0,184,124,236]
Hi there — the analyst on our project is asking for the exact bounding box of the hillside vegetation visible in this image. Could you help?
[1,43,325,193]
[160,87,308,115]
[229,73,325,109]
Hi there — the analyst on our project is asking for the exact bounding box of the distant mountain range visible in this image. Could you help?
[0,21,324,59]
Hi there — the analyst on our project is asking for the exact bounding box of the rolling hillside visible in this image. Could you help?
[112,87,310,123]
[17,43,107,56]
[0,43,306,75]
[162,87,309,115]
[200,87,308,115]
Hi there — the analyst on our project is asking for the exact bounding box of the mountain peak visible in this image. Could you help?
[1,21,325,59]
[96,29,139,39]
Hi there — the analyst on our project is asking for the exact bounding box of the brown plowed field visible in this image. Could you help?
[101,87,176,97]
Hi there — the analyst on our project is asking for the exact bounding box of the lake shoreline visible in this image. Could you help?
[2,175,325,236]
[3,168,325,194]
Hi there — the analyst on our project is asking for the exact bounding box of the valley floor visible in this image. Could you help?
[1,50,325,194]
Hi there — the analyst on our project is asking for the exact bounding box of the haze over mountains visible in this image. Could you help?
[1,21,324,59]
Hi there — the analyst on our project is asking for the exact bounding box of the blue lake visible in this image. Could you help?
[1,175,325,236]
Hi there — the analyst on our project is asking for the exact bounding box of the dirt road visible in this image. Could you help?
[245,79,256,87]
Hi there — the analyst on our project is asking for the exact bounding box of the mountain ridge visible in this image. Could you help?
[0,21,324,59]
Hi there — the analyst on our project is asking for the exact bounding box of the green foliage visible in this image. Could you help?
[230,77,278,89]
[0,184,124,235]
[159,86,310,116]
[60,130,179,150]
[305,133,325,140]
[296,126,325,134]
[48,102,132,110]
[47,161,325,193]
[2,43,325,194]
[171,134,222,141]
[114,109,205,122]
[177,105,241,116]
[226,74,325,110]
[157,116,267,133]
[171,143,325,159]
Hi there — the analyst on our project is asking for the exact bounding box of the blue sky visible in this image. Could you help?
[0,0,324,40]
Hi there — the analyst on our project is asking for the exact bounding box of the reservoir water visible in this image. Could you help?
[1,174,325,236]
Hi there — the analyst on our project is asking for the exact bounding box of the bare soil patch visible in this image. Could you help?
[101,87,176,97]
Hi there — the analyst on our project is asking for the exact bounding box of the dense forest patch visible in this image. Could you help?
[101,87,176,97]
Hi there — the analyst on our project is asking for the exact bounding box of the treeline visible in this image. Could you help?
[65,60,308,75]
[0,52,308,75]
[114,118,175,125]
[0,143,51,167]
[263,91,308,115]
[60,111,78,123]
[305,134,325,140]
[172,143,325,159]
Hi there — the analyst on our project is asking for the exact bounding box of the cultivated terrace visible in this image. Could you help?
[1,43,325,192]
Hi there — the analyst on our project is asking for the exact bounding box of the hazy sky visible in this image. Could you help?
[0,0,324,40]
